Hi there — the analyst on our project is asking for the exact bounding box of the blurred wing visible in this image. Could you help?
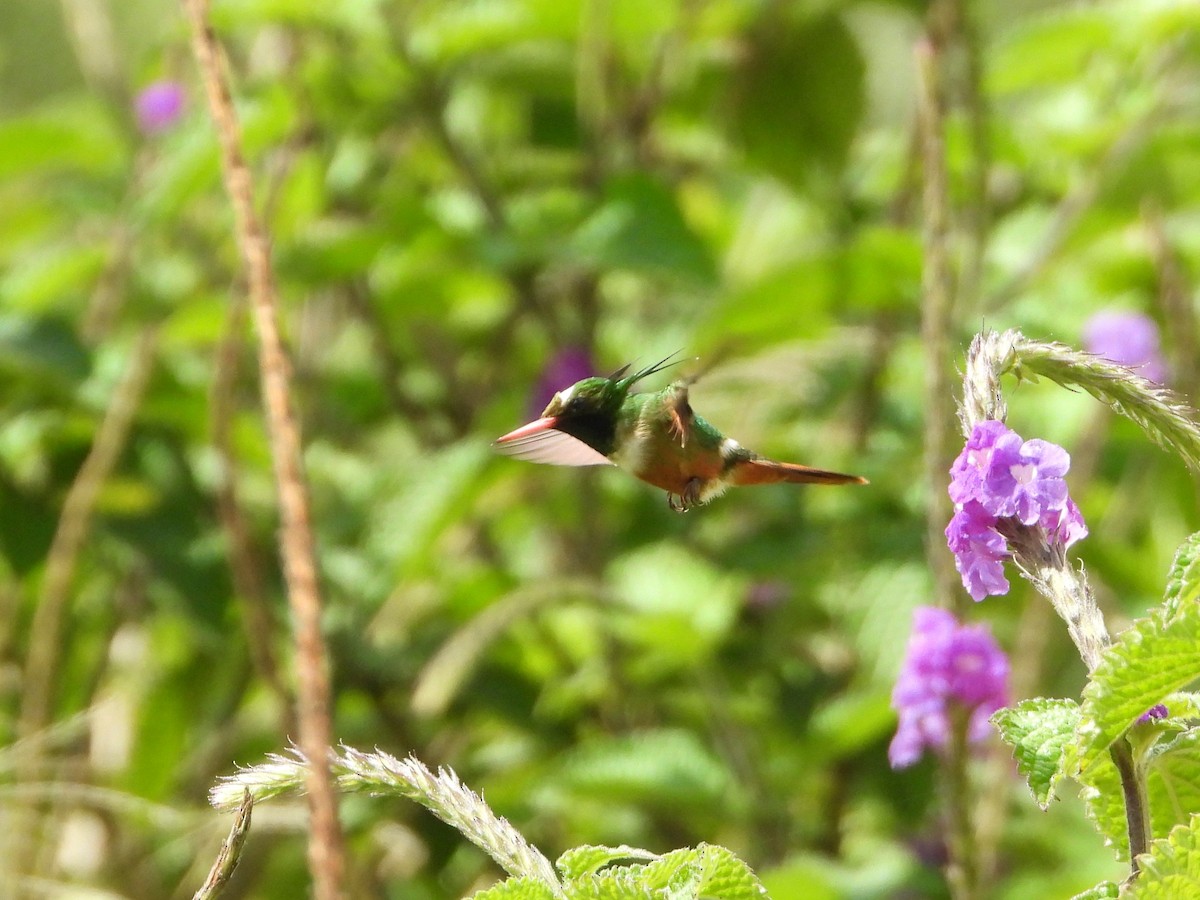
[492,429,614,467]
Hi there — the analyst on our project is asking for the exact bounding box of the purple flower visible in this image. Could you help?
[946,421,1087,600]
[984,437,1070,525]
[744,580,789,613]
[948,420,1010,506]
[1137,704,1169,724]
[945,502,1010,601]
[529,347,594,418]
[1040,497,1088,549]
[889,607,1010,769]
[1083,310,1167,384]
[135,80,186,134]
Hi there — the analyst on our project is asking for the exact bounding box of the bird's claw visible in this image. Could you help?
[667,478,702,513]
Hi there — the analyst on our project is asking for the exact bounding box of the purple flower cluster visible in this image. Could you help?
[889,606,1010,768]
[946,421,1086,600]
[135,80,186,134]
[529,347,594,418]
[1137,704,1168,724]
[1083,310,1167,384]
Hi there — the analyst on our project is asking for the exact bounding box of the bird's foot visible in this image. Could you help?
[667,478,703,513]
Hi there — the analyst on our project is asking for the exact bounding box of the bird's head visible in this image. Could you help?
[492,353,682,465]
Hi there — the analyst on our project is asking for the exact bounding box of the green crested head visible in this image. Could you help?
[538,353,682,456]
[538,376,627,456]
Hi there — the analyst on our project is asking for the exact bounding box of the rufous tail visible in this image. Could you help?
[730,458,868,487]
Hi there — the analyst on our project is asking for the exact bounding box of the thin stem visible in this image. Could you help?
[193,791,254,900]
[18,328,158,742]
[959,329,1166,882]
[210,296,295,734]
[1144,201,1198,398]
[917,11,958,611]
[1109,739,1149,871]
[942,707,980,900]
[956,0,990,317]
[180,2,346,897]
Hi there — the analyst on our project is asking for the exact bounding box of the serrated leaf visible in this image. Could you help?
[469,876,559,900]
[557,846,660,880]
[1069,882,1119,900]
[1080,729,1200,861]
[1076,606,1200,775]
[1163,531,1200,619]
[641,845,767,900]
[1124,815,1200,899]
[564,868,658,900]
[1163,693,1200,720]
[693,845,769,900]
[992,698,1080,808]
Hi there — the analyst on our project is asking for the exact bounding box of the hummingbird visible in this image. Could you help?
[493,354,867,511]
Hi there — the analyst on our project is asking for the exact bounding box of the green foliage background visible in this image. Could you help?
[0,0,1197,896]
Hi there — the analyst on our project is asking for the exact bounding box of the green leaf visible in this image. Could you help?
[730,12,864,188]
[1080,729,1200,861]
[1076,605,1200,775]
[1124,816,1200,899]
[1163,531,1200,619]
[1069,882,1120,900]
[0,103,126,180]
[992,698,1080,808]
[696,258,834,350]
[0,242,109,313]
[640,845,767,900]
[470,876,560,900]
[552,729,730,810]
[606,542,743,673]
[563,868,658,900]
[557,846,660,880]
[0,315,90,387]
[569,173,716,284]
[989,8,1116,95]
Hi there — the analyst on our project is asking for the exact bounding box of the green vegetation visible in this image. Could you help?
[2,0,1200,897]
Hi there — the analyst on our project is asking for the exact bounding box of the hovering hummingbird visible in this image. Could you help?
[493,354,867,511]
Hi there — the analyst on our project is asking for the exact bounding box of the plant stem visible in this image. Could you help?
[180,2,346,896]
[942,708,980,900]
[1110,739,1149,873]
[17,328,157,744]
[917,4,959,612]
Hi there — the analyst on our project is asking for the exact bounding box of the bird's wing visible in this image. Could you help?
[491,428,614,467]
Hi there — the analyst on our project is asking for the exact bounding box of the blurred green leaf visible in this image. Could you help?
[570,173,716,284]
[730,12,864,189]
[552,729,730,809]
[0,314,90,385]
[0,103,126,179]
[1070,883,1120,900]
[989,9,1117,95]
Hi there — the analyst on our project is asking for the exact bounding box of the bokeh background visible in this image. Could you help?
[1,0,1198,896]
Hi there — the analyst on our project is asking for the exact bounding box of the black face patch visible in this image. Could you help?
[555,397,617,457]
